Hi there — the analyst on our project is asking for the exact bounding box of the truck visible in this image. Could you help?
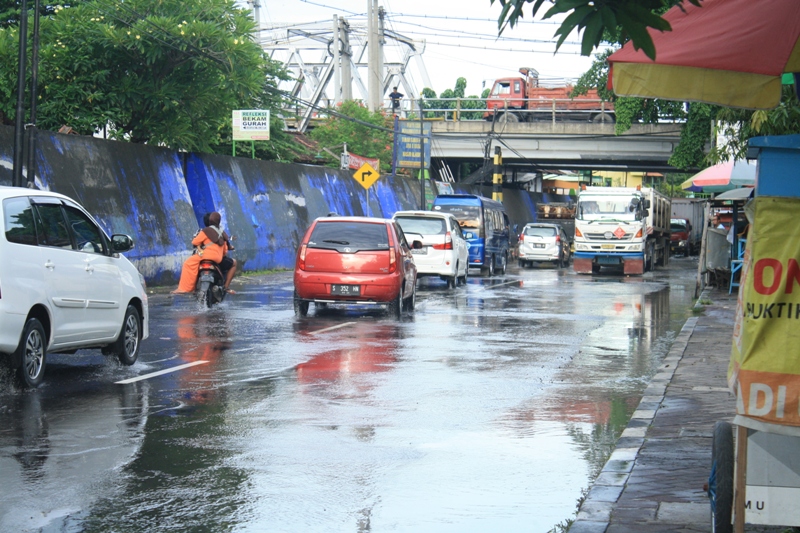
[484,68,614,124]
[670,198,706,256]
[572,186,671,275]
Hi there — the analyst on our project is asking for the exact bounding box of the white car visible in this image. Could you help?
[0,186,149,387]
[392,210,469,288]
[518,223,571,268]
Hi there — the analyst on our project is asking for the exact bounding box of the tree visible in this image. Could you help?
[492,0,701,60]
[421,77,484,120]
[0,0,290,155]
[309,100,393,173]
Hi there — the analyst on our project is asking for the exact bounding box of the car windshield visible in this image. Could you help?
[308,221,389,251]
[524,226,556,237]
[577,195,639,221]
[394,216,446,236]
[434,205,481,229]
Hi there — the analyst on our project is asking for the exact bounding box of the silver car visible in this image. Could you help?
[392,210,469,288]
[518,223,571,268]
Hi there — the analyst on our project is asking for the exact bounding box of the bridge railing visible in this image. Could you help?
[281,97,683,130]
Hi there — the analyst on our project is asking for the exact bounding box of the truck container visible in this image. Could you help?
[484,68,614,124]
[670,198,706,255]
[573,186,671,275]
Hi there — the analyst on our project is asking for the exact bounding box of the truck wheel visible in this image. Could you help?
[709,421,734,533]
[659,243,670,267]
[592,112,615,124]
[497,112,519,123]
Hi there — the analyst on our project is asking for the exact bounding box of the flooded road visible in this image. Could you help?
[0,257,700,532]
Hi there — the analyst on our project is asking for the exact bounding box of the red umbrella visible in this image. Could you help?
[607,0,800,109]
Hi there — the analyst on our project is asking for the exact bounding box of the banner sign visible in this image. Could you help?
[232,110,270,141]
[396,121,431,169]
[343,152,380,171]
[730,196,800,426]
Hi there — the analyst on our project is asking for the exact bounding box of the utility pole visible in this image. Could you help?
[333,15,341,105]
[12,0,29,188]
[340,18,352,101]
[26,0,41,188]
[367,0,381,111]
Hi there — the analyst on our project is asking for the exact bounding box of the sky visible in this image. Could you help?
[253,0,608,100]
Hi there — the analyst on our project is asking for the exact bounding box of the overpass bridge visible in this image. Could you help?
[427,121,689,176]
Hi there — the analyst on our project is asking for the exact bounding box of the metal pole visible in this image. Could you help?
[12,0,29,188]
[419,96,425,210]
[25,0,40,188]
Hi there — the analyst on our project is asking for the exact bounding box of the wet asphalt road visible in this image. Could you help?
[0,257,700,533]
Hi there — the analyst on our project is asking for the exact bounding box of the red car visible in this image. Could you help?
[293,217,420,318]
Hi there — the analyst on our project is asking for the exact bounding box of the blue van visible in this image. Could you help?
[431,194,510,276]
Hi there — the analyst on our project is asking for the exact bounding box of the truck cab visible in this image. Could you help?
[486,77,527,113]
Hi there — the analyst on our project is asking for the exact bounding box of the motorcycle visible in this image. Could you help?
[196,259,226,307]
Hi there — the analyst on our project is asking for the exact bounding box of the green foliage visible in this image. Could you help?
[421,77,485,120]
[710,86,800,162]
[0,0,289,155]
[492,0,701,60]
[669,102,714,170]
[309,100,393,173]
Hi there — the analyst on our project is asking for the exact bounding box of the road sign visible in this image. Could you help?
[353,162,380,190]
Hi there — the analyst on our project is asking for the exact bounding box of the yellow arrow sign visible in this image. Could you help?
[353,162,380,190]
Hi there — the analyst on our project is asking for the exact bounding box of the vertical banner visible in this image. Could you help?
[730,196,800,427]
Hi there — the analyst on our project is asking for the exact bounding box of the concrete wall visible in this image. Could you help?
[1,125,572,285]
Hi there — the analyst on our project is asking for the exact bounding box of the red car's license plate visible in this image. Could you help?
[331,284,361,296]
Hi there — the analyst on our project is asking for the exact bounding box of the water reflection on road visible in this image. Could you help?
[0,258,699,532]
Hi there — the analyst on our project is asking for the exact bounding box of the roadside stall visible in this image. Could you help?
[710,134,800,533]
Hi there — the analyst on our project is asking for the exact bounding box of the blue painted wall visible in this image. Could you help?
[1,125,572,285]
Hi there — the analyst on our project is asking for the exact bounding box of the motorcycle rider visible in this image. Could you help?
[171,212,228,294]
[200,212,238,294]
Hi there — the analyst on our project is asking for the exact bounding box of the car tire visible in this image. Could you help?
[709,421,734,533]
[447,275,456,289]
[486,255,495,277]
[458,265,468,286]
[404,282,416,313]
[388,291,403,319]
[293,291,309,317]
[15,318,47,388]
[518,259,524,268]
[112,305,141,366]
[499,253,507,275]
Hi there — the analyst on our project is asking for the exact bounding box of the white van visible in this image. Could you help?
[0,186,149,387]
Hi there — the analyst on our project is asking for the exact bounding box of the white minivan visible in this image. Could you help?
[392,210,469,288]
[0,187,149,387]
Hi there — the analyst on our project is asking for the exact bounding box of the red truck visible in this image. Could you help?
[484,68,614,123]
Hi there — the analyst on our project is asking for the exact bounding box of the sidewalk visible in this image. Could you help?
[569,287,786,533]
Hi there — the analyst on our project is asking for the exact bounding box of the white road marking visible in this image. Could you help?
[482,280,520,290]
[309,321,357,335]
[115,361,209,384]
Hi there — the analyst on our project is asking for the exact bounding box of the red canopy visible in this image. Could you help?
[608,0,800,109]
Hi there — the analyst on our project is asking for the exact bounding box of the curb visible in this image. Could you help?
[568,313,701,533]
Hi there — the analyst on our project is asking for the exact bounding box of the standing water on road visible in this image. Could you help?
[0,258,700,532]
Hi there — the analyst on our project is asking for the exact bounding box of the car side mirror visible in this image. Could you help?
[644,199,651,209]
[111,234,134,253]
[412,240,424,250]
[643,210,650,218]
